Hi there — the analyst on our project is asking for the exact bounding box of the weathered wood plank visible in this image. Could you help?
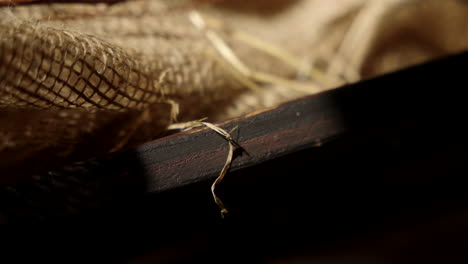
[131,51,468,193]
[136,94,346,192]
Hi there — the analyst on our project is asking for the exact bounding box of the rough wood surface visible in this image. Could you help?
[138,94,345,192]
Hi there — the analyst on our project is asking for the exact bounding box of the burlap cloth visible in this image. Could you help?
[1,0,468,183]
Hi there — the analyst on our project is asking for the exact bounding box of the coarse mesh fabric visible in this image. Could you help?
[1,0,468,183]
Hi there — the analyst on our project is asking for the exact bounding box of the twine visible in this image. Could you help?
[168,119,239,218]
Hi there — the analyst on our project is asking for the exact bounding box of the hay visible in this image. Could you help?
[189,10,324,94]
[168,119,238,217]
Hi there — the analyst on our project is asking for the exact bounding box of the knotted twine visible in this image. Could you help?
[168,119,238,218]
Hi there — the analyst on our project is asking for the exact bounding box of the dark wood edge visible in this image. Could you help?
[136,91,346,192]
[130,51,468,192]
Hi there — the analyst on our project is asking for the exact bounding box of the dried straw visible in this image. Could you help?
[168,119,238,218]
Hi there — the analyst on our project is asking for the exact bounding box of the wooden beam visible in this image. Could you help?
[136,94,345,192]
